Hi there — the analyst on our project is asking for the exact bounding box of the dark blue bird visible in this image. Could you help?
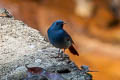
[47,20,79,57]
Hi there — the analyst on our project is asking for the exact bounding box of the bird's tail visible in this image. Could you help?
[69,45,79,56]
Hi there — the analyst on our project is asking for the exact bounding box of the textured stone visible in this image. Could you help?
[0,16,92,80]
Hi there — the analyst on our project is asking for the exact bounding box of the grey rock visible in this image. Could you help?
[0,12,92,80]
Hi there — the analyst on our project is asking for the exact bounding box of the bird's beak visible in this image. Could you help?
[63,22,67,24]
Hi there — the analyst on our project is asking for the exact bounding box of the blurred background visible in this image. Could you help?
[0,0,120,80]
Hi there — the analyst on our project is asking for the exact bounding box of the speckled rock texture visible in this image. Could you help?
[0,16,92,80]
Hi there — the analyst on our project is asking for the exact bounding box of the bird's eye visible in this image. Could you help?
[56,23,59,25]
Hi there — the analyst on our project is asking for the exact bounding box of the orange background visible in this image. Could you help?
[1,0,120,80]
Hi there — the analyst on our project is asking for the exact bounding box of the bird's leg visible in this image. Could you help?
[61,49,65,58]
[62,48,69,58]
[58,48,67,58]
[50,49,68,59]
[59,48,66,58]
[58,48,62,58]
[63,48,65,53]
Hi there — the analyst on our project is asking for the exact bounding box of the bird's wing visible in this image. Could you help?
[63,30,79,56]
[63,30,74,44]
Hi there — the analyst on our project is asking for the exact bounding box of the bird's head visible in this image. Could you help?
[51,20,66,30]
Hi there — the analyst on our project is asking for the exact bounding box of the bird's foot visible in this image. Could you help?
[50,49,69,59]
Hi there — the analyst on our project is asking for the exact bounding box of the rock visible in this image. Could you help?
[0,10,92,80]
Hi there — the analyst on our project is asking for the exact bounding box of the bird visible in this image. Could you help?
[47,20,79,58]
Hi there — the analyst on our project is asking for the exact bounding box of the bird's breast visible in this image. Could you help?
[47,30,72,49]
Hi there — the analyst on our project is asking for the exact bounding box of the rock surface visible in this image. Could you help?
[0,16,92,80]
